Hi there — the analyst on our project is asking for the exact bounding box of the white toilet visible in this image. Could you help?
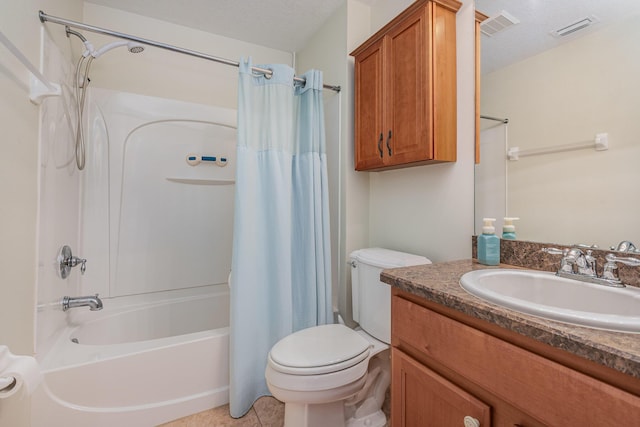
[265,248,431,427]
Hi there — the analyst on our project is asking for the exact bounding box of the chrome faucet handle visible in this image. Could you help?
[58,245,87,278]
[612,241,640,253]
[541,247,566,256]
[541,247,573,274]
[601,254,640,286]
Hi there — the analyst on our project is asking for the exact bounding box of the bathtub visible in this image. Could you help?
[31,284,230,427]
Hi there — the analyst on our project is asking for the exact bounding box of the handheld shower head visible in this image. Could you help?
[92,41,145,58]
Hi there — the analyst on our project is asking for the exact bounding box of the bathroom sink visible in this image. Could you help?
[460,269,640,333]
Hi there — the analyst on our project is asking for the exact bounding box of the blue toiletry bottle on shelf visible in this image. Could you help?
[502,217,519,240]
[478,218,500,266]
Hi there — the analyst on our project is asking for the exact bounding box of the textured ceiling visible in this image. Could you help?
[86,0,347,53]
[477,0,640,74]
[86,0,640,72]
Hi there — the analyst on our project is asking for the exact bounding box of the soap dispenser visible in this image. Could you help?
[502,217,520,240]
[478,218,500,266]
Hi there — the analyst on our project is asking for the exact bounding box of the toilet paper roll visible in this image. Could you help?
[0,345,42,399]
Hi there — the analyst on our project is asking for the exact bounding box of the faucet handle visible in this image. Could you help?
[605,253,640,266]
[541,247,567,256]
[58,245,87,278]
[78,257,87,274]
[542,247,574,274]
[602,254,640,285]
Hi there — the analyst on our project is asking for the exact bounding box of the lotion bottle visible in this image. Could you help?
[478,218,500,266]
[502,217,520,240]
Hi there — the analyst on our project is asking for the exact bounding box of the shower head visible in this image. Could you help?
[91,40,145,58]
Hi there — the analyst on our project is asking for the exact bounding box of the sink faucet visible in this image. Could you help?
[611,241,640,253]
[62,294,103,311]
[542,247,640,288]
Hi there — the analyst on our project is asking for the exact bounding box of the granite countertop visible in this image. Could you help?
[381,259,640,380]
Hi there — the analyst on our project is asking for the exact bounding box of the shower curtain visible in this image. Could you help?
[229,58,332,417]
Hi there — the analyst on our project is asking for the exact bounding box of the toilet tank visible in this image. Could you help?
[350,248,431,344]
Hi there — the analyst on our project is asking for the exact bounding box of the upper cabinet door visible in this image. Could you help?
[385,6,432,168]
[351,0,461,172]
[354,38,386,170]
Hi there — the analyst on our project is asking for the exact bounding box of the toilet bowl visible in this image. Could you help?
[265,248,431,427]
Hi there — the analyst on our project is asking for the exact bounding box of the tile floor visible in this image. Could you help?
[160,396,284,427]
[161,392,391,427]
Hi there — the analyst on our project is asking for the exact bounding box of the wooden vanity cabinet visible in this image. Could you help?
[391,288,640,426]
[350,0,461,171]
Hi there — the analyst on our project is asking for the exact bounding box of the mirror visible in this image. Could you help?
[475,0,640,250]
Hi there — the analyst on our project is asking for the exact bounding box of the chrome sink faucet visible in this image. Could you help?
[62,294,103,311]
[542,247,640,288]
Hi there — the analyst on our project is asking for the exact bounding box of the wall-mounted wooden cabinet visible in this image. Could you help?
[350,0,461,171]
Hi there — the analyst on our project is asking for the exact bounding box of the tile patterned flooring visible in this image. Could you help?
[161,392,391,426]
[160,396,285,427]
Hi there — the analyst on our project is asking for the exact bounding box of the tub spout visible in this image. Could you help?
[62,294,103,311]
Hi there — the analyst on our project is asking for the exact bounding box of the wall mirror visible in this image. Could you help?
[475,0,640,251]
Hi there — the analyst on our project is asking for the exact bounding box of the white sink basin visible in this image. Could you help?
[460,269,640,333]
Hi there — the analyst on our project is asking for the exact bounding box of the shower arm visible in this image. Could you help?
[38,10,341,92]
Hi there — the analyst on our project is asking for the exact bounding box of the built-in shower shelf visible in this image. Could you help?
[166,177,235,185]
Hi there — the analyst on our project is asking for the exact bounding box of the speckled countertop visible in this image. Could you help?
[381,259,640,380]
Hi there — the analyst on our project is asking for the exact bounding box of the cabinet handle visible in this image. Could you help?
[386,130,392,156]
[463,416,480,427]
[377,132,384,158]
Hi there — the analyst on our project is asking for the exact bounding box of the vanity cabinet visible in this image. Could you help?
[391,289,640,426]
[350,0,461,171]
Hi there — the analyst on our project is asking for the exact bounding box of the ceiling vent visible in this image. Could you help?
[481,10,520,37]
[551,15,600,38]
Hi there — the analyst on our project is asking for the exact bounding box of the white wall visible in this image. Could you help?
[82,3,294,108]
[475,124,507,235]
[0,1,83,425]
[297,0,375,326]
[297,0,476,325]
[365,0,476,263]
[295,3,347,315]
[482,14,640,247]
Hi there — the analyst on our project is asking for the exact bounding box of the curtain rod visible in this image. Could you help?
[480,115,509,124]
[38,10,341,92]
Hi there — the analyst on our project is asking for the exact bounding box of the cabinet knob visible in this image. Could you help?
[386,130,392,155]
[377,132,384,158]
[463,416,481,427]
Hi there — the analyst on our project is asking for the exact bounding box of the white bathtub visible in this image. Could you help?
[32,285,230,427]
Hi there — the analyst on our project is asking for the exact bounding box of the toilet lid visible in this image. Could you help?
[269,324,371,375]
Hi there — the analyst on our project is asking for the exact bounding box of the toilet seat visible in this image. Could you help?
[269,324,371,376]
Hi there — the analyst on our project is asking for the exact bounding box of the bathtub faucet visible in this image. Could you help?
[62,294,103,311]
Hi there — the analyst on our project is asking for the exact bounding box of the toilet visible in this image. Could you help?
[265,248,431,427]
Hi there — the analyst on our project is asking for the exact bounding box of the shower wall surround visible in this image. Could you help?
[81,88,237,298]
[36,30,82,356]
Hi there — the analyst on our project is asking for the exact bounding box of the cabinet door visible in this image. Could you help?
[354,38,385,171]
[385,6,432,167]
[392,348,491,427]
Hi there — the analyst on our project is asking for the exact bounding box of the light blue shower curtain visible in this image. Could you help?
[229,58,332,418]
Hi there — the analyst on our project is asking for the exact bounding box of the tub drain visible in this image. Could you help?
[71,338,79,344]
